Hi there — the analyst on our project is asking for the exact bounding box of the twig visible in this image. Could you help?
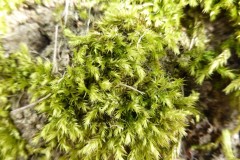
[119,83,145,95]
[10,94,52,114]
[181,85,184,96]
[57,71,66,84]
[189,36,196,50]
[63,0,71,25]
[15,92,24,109]
[57,40,62,59]
[52,25,59,74]
[86,5,92,33]
[137,32,147,48]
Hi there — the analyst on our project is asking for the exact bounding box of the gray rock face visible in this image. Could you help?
[2,1,58,54]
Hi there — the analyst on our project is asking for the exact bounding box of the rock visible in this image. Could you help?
[13,112,23,119]
[23,110,32,118]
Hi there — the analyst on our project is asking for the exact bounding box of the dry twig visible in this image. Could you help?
[11,93,52,114]
[52,25,59,74]
[119,83,145,95]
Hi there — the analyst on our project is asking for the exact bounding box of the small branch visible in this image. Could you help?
[86,5,92,33]
[119,83,145,95]
[137,31,147,48]
[189,36,196,50]
[57,40,62,59]
[15,92,24,109]
[52,25,59,74]
[63,0,71,25]
[181,85,184,96]
[57,71,66,84]
[11,94,52,114]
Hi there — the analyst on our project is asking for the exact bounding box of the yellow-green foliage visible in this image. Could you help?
[0,1,199,159]
[0,0,240,159]
[176,0,240,87]
[0,45,29,159]
[0,109,28,159]
[34,4,199,159]
[221,129,236,160]
[0,44,53,159]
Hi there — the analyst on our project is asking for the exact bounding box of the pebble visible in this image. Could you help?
[23,110,32,118]
[14,112,23,119]
[36,124,43,129]
[29,114,39,124]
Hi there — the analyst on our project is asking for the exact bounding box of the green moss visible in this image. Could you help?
[1,0,240,159]
[35,4,198,159]
[0,109,28,160]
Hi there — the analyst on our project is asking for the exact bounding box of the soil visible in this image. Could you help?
[182,79,240,160]
[1,1,240,160]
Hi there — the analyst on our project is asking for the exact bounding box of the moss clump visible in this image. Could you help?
[1,0,240,159]
[0,2,199,159]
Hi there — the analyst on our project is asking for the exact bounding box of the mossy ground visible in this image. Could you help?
[1,1,240,160]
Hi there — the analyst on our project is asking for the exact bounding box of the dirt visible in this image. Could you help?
[179,8,240,159]
[182,79,240,159]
